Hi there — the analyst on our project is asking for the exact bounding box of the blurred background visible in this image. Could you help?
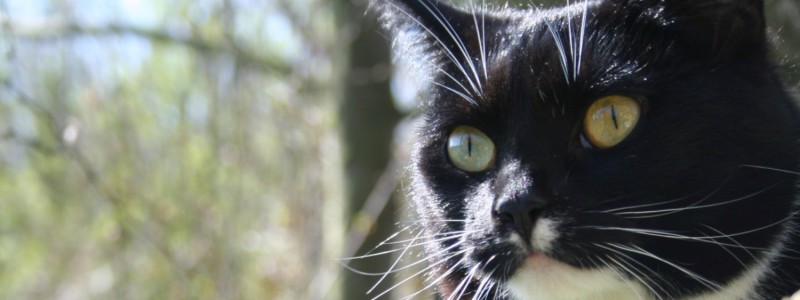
[0,0,797,299]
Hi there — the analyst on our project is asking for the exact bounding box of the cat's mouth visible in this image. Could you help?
[466,216,571,281]
[522,252,562,269]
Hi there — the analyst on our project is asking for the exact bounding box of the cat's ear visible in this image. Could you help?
[623,0,766,58]
[372,0,500,85]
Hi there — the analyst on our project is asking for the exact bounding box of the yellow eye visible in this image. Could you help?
[583,95,641,149]
[448,126,496,172]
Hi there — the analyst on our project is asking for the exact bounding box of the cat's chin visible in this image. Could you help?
[505,255,648,300]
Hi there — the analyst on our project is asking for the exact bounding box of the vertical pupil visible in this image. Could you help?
[610,105,619,129]
[467,134,473,157]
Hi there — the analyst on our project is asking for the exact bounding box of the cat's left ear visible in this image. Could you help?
[624,0,766,58]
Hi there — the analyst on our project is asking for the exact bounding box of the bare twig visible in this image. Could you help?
[0,13,291,75]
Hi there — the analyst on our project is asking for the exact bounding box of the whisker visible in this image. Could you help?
[740,164,800,175]
[432,66,478,100]
[543,18,571,84]
[434,81,478,103]
[596,244,672,299]
[387,2,482,102]
[699,210,800,240]
[619,183,779,219]
[609,243,722,291]
[371,248,467,299]
[566,0,576,82]
[397,251,472,300]
[367,230,425,294]
[601,254,657,300]
[470,0,489,83]
[381,229,476,246]
[421,0,485,94]
[697,228,750,269]
[450,263,481,300]
[357,223,419,256]
[700,224,761,263]
[596,194,694,214]
[577,0,588,80]
[396,219,469,225]
[481,0,488,82]
[343,233,468,277]
[582,226,768,251]
[600,173,734,216]
[342,230,469,260]
[473,263,500,300]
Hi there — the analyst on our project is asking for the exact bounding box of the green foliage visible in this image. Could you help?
[0,0,343,299]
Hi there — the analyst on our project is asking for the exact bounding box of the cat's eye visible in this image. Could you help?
[583,95,641,149]
[447,126,496,172]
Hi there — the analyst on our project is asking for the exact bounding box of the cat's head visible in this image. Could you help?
[376,0,800,299]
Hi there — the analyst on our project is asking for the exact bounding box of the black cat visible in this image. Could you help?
[371,0,800,299]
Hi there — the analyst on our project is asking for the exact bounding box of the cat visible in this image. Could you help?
[369,0,800,299]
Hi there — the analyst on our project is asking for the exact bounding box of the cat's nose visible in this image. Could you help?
[494,196,547,237]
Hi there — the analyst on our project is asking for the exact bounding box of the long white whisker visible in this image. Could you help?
[577,0,588,80]
[701,224,759,261]
[697,229,750,269]
[420,0,485,95]
[597,194,694,214]
[701,210,800,240]
[566,0,576,82]
[473,263,500,300]
[396,219,469,225]
[381,229,477,246]
[372,248,468,299]
[583,226,767,251]
[450,263,481,300]
[609,243,722,291]
[398,251,471,300]
[387,2,482,100]
[740,164,800,175]
[367,230,424,294]
[345,234,466,277]
[481,0,488,82]
[619,183,779,219]
[470,0,488,83]
[432,66,478,101]
[543,18,571,84]
[601,254,657,300]
[434,81,478,104]
[359,223,417,256]
[342,230,469,260]
[596,244,672,299]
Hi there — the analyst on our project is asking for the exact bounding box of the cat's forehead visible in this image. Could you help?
[380,0,770,113]
[465,3,652,109]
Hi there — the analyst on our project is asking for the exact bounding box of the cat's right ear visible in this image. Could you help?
[372,0,480,56]
[371,0,500,96]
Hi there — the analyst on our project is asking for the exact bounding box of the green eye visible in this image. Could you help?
[583,95,641,149]
[447,126,496,172]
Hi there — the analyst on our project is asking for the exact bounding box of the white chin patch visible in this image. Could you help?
[505,217,648,300]
[506,256,648,300]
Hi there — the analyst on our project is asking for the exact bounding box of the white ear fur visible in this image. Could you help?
[388,22,439,105]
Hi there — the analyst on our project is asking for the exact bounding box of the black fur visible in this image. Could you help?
[374,0,800,298]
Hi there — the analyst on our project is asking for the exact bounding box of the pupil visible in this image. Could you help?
[467,135,473,157]
[610,105,619,129]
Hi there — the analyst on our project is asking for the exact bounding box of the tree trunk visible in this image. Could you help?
[336,0,402,299]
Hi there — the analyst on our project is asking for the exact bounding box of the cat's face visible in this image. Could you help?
[377,0,800,299]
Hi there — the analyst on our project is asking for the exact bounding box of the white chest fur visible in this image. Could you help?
[504,217,776,300]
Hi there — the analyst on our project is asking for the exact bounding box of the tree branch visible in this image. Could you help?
[0,14,292,75]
